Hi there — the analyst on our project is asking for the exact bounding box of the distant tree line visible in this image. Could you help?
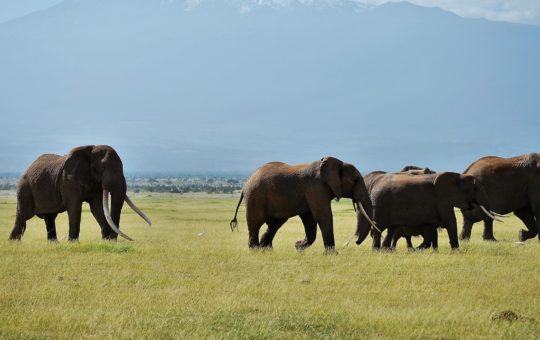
[0,176,245,194]
[126,177,245,194]
[0,183,16,190]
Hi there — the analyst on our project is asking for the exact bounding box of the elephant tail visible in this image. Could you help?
[229,191,244,232]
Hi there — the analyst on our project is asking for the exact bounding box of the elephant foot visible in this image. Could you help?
[324,247,338,255]
[259,238,273,249]
[68,238,79,243]
[295,239,312,251]
[482,236,498,242]
[47,238,59,243]
[518,229,537,242]
[417,242,430,249]
[9,231,22,241]
[381,245,394,252]
[459,234,471,241]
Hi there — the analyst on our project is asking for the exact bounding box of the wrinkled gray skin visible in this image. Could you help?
[9,145,128,241]
[230,157,373,252]
[357,171,490,250]
[460,153,540,242]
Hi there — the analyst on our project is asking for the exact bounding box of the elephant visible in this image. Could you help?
[356,170,495,250]
[384,224,438,250]
[400,165,436,175]
[8,145,151,242]
[365,166,437,250]
[459,153,540,242]
[229,157,378,251]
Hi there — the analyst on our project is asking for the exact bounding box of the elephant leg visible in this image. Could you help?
[459,213,475,241]
[295,213,317,250]
[514,207,537,241]
[260,217,288,248]
[9,188,35,241]
[391,232,399,249]
[44,214,58,241]
[431,227,439,250]
[382,226,395,250]
[246,208,265,249]
[481,219,497,242]
[432,228,439,250]
[318,219,336,251]
[418,226,436,250]
[405,236,414,249]
[67,204,82,241]
[309,204,335,251]
[89,198,114,239]
[417,228,430,249]
[372,230,382,250]
[440,209,459,249]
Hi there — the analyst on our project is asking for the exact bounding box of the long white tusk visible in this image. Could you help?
[125,195,152,226]
[480,205,503,223]
[489,210,509,218]
[102,190,134,241]
[357,201,382,233]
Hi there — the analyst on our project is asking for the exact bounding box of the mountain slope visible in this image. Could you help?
[1,1,539,173]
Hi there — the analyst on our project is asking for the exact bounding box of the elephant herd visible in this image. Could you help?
[231,153,540,252]
[7,145,540,253]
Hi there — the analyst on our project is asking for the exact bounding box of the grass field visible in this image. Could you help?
[0,193,539,339]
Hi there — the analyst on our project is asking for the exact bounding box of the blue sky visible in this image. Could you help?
[1,1,539,24]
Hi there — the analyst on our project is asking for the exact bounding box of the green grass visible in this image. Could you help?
[0,194,539,339]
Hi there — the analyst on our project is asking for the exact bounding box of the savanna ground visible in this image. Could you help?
[0,193,539,339]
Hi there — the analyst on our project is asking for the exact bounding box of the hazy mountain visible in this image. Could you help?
[1,0,539,174]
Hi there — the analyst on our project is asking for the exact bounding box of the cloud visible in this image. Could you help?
[183,0,540,24]
[355,0,540,25]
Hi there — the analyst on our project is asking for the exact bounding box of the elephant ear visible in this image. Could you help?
[63,145,94,186]
[433,172,461,202]
[320,157,343,199]
[459,175,476,192]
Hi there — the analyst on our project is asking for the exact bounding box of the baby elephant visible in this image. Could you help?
[384,225,439,250]
[230,157,378,251]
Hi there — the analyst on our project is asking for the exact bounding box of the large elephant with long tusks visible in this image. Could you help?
[229,157,377,252]
[460,153,540,242]
[8,145,151,242]
[356,171,495,250]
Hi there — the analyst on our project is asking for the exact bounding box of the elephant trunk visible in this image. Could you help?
[355,202,372,245]
[353,192,377,246]
[110,186,125,231]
